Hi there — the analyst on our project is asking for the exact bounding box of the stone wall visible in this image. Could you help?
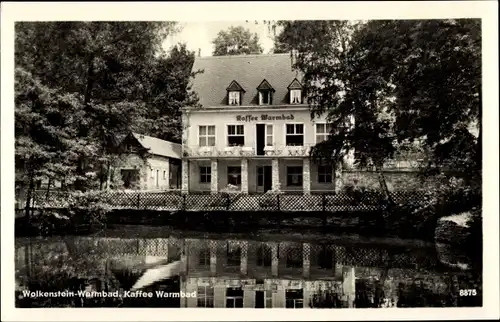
[340,170,439,191]
[112,154,177,191]
[111,154,149,190]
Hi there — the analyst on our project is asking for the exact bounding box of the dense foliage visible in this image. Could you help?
[272,20,481,201]
[15,22,200,200]
[212,26,264,56]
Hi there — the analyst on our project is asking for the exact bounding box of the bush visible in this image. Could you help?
[66,191,112,228]
[339,185,383,206]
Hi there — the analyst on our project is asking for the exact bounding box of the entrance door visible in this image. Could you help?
[255,290,265,308]
[263,166,272,192]
[256,124,266,155]
[257,166,273,192]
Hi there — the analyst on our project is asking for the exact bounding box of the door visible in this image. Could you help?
[255,290,265,308]
[263,166,272,192]
[256,124,266,155]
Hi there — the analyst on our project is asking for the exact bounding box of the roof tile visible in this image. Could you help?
[131,133,182,159]
[191,53,303,108]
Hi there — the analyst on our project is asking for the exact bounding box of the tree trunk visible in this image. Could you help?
[74,158,86,192]
[25,170,35,220]
[99,163,105,191]
[45,178,52,199]
[105,162,112,190]
[475,117,482,186]
[75,52,96,192]
[375,165,394,206]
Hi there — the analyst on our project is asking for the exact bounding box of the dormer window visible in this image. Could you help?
[290,90,301,104]
[287,78,303,104]
[228,91,240,105]
[226,80,245,106]
[260,90,271,105]
[257,79,274,106]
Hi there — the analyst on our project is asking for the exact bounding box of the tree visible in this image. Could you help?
[133,44,201,143]
[212,26,263,56]
[15,22,179,191]
[275,20,481,201]
[273,20,397,199]
[15,67,84,216]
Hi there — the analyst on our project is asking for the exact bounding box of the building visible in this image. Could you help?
[181,54,344,195]
[113,132,182,190]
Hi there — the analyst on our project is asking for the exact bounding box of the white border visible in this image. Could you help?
[1,1,499,321]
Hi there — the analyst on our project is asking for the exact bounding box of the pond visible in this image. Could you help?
[15,225,482,308]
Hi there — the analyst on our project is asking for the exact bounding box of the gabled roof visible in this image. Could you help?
[226,80,245,92]
[256,79,275,91]
[127,133,182,159]
[191,53,304,107]
[287,78,303,90]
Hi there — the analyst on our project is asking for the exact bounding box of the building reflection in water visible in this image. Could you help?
[15,235,458,308]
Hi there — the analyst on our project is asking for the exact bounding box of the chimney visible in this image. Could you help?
[290,49,299,71]
[291,49,298,64]
[198,48,201,57]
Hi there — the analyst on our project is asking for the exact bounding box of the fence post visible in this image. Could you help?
[276,194,280,212]
[322,194,327,212]
[182,194,187,211]
[226,194,231,211]
[137,193,141,209]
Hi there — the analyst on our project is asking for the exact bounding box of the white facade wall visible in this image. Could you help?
[184,109,328,151]
[183,108,339,193]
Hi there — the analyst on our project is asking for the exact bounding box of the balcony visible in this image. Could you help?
[183,144,315,158]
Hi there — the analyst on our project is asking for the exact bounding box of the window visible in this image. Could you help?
[290,89,302,104]
[197,286,214,308]
[286,166,303,186]
[286,245,303,268]
[266,125,273,146]
[227,125,245,146]
[198,248,210,266]
[286,124,304,146]
[226,242,241,267]
[163,171,166,180]
[227,80,244,105]
[199,125,216,146]
[318,165,333,183]
[257,79,274,106]
[287,78,303,104]
[317,245,333,269]
[257,244,272,267]
[227,166,242,186]
[265,290,273,308]
[259,90,272,105]
[125,143,135,153]
[315,123,333,143]
[228,91,240,105]
[121,169,139,189]
[226,287,244,308]
[200,166,211,183]
[286,290,304,308]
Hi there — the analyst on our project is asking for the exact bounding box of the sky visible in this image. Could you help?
[162,21,276,57]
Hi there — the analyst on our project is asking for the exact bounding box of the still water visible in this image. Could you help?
[15,225,481,308]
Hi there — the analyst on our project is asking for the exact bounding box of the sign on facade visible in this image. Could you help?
[236,114,295,122]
